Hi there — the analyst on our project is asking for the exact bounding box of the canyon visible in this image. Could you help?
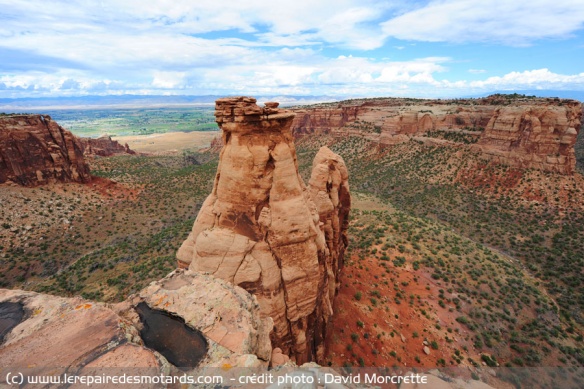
[1,95,583,388]
[0,97,352,373]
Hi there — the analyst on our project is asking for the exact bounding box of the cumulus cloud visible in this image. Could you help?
[0,1,583,98]
[469,68,584,88]
[152,71,186,88]
[60,79,80,90]
[381,0,584,45]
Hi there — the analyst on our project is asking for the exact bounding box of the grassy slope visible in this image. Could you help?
[0,154,217,300]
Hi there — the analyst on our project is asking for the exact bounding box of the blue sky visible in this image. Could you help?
[0,0,583,99]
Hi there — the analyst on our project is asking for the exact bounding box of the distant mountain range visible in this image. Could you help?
[0,94,341,110]
[0,90,582,111]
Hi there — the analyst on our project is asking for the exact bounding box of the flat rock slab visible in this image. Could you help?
[0,290,161,374]
[138,270,272,367]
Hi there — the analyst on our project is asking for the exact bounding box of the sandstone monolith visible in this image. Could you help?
[177,97,350,364]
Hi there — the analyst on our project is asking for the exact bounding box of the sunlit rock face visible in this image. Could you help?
[79,134,135,157]
[475,103,582,174]
[291,98,583,174]
[177,97,351,364]
[0,114,91,186]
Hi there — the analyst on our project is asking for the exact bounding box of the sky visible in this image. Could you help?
[1,0,583,99]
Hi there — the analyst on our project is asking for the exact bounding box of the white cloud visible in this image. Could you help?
[469,68,584,88]
[152,71,186,88]
[0,0,394,50]
[381,0,584,45]
[1,1,584,98]
[60,79,81,90]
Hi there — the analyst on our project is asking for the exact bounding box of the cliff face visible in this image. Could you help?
[79,134,135,157]
[475,103,582,174]
[291,97,582,174]
[292,101,493,140]
[0,114,91,186]
[177,97,350,364]
[293,106,361,136]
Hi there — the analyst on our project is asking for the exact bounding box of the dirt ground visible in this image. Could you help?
[113,131,219,154]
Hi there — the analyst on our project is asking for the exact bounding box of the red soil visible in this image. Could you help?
[325,253,481,370]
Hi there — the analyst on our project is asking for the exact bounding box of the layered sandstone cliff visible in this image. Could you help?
[474,102,582,174]
[291,97,582,174]
[0,114,91,186]
[79,134,136,157]
[177,97,350,364]
[292,100,493,141]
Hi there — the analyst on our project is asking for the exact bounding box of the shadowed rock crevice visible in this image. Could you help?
[0,301,24,344]
[135,302,208,369]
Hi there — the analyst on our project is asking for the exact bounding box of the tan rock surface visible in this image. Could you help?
[475,103,582,174]
[0,289,159,372]
[0,270,273,374]
[136,269,272,367]
[270,347,290,367]
[177,97,351,364]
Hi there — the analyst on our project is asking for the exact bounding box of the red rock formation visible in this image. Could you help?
[293,106,360,136]
[0,114,91,186]
[291,97,582,174]
[206,134,223,152]
[474,102,582,174]
[291,101,494,144]
[177,97,350,364]
[79,134,136,157]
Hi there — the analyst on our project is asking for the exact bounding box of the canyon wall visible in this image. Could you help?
[0,114,91,186]
[79,134,136,157]
[177,97,350,364]
[291,97,582,174]
[474,102,581,174]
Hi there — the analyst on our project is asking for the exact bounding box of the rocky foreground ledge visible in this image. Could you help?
[0,270,271,375]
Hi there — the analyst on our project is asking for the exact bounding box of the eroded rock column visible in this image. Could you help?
[177,97,350,363]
